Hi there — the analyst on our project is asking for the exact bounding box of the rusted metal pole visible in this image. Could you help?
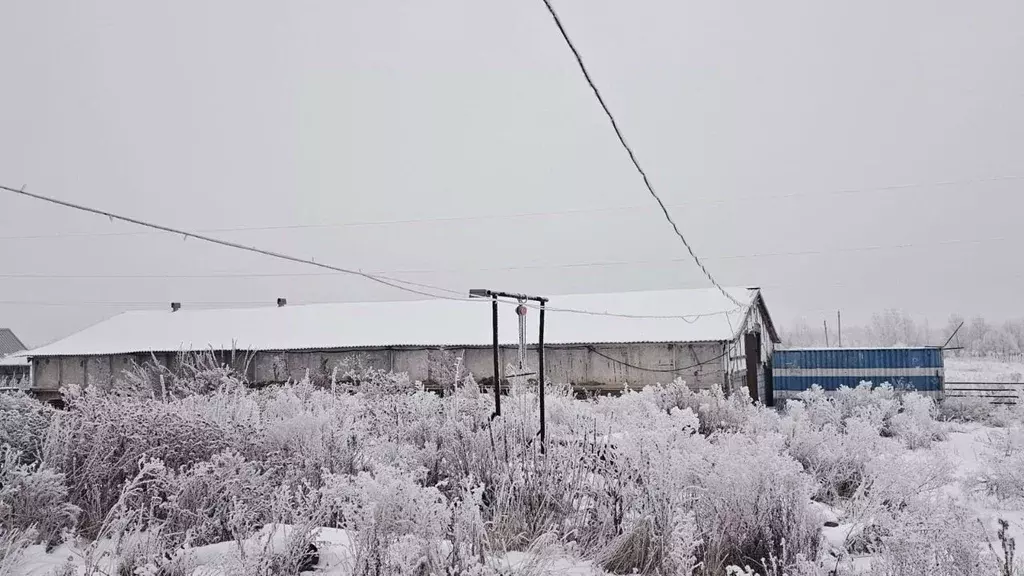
[492,295,501,417]
[538,300,546,454]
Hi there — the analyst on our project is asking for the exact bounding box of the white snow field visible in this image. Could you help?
[946,355,1024,384]
[4,359,1024,576]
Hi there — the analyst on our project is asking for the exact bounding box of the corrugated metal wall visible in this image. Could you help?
[31,342,732,395]
[773,347,944,397]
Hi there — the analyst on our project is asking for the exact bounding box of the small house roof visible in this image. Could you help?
[0,328,26,357]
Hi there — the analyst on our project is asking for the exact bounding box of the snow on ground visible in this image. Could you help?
[10,525,604,576]
[946,356,1024,383]
[939,423,1024,546]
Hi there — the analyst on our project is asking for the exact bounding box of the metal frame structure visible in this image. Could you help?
[469,289,549,451]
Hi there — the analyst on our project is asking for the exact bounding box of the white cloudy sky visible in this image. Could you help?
[1,0,1023,346]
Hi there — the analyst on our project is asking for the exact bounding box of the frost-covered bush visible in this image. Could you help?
[598,507,699,576]
[320,466,452,575]
[981,426,1024,503]
[889,393,945,449]
[486,412,625,551]
[0,391,55,465]
[791,385,943,452]
[252,381,367,485]
[43,392,236,536]
[114,350,249,400]
[648,379,756,436]
[938,396,995,424]
[783,403,881,503]
[833,383,900,430]
[866,498,987,576]
[0,447,80,547]
[796,383,901,436]
[692,434,822,575]
[143,450,282,548]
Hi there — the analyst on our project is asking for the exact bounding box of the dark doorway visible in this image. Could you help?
[744,332,762,403]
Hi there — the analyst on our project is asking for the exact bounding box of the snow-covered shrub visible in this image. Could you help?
[115,350,249,400]
[426,388,502,495]
[889,393,945,449]
[783,402,881,503]
[0,391,54,465]
[43,393,235,536]
[791,385,943,450]
[833,383,900,430]
[107,526,193,576]
[938,396,995,424]
[649,379,756,436]
[981,426,1024,503]
[320,466,452,575]
[0,447,79,547]
[141,450,282,548]
[796,383,901,436]
[587,413,707,574]
[254,380,367,486]
[830,445,956,570]
[866,498,987,576]
[692,434,822,575]
[446,477,490,573]
[486,419,607,550]
[793,385,843,431]
[597,504,699,576]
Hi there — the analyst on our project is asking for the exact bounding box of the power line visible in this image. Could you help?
[538,0,741,308]
[0,294,743,321]
[0,300,271,308]
[0,185,744,321]
[587,345,730,373]
[2,232,1009,281]
[0,184,473,302]
[0,175,1018,242]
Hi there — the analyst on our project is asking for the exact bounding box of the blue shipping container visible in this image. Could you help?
[772,347,944,393]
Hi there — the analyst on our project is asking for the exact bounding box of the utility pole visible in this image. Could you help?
[824,320,830,347]
[837,311,843,347]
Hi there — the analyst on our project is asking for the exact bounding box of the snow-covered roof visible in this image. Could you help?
[0,352,30,366]
[26,287,775,357]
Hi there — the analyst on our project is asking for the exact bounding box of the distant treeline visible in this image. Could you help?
[780,310,1024,355]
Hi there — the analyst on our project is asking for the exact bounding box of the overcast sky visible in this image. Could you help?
[2,0,1023,347]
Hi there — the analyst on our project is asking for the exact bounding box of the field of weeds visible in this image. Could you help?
[1,360,1022,576]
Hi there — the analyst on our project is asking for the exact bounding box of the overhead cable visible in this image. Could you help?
[0,174,1018,242]
[538,0,742,307]
[0,184,472,302]
[0,184,744,321]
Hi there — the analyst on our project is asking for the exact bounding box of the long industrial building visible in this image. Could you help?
[16,287,780,403]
